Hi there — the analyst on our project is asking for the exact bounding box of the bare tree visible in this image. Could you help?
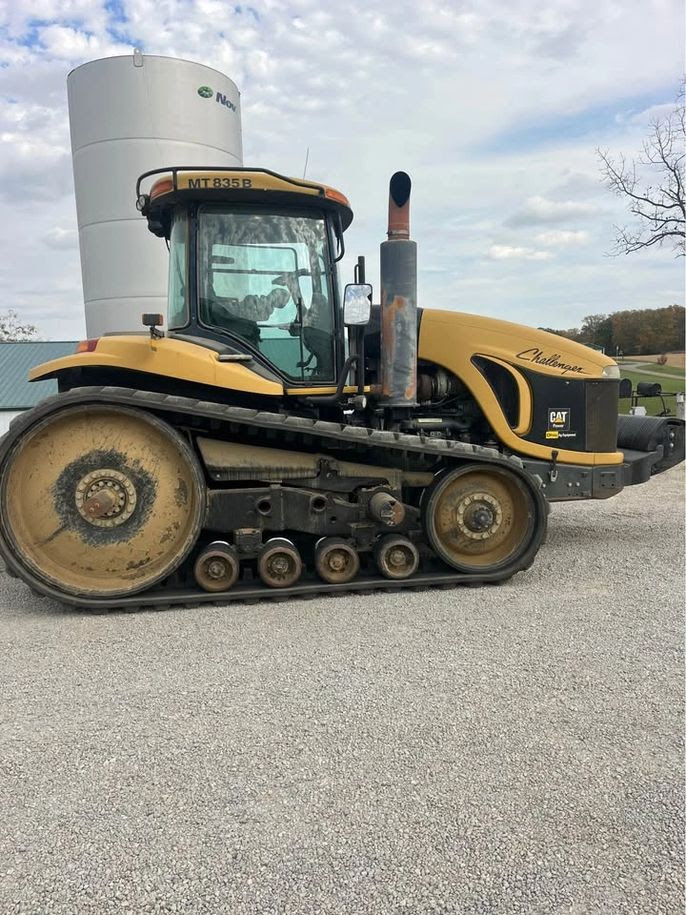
[598,88,685,256]
[0,309,40,342]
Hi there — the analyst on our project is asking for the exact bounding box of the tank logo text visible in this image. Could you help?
[517,348,585,375]
[197,86,237,112]
[216,92,237,112]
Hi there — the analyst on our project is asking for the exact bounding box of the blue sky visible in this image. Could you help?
[0,0,683,340]
[480,89,676,154]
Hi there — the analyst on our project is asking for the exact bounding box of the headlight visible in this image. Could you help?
[602,364,620,379]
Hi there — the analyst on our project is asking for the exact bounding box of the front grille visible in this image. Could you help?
[585,381,618,452]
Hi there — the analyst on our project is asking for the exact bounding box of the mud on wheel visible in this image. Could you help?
[194,541,240,592]
[422,464,539,574]
[0,404,205,599]
[315,537,360,584]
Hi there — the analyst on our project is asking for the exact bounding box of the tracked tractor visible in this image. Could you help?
[0,168,683,610]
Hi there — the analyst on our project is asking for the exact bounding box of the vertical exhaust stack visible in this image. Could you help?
[379,171,418,407]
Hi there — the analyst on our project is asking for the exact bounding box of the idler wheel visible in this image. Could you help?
[423,464,536,573]
[258,538,302,589]
[194,541,240,592]
[314,538,360,584]
[374,535,419,580]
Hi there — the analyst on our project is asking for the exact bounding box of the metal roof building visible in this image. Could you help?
[0,342,77,434]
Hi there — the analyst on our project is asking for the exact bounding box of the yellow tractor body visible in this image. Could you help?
[0,167,682,610]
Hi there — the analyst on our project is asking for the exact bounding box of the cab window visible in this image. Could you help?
[167,211,188,329]
[197,207,336,382]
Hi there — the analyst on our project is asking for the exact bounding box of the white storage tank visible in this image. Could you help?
[68,52,243,337]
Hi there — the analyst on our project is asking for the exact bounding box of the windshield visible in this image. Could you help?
[197,207,336,382]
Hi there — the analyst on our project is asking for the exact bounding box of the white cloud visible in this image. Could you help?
[0,0,109,39]
[618,101,677,128]
[38,24,124,60]
[547,171,601,200]
[43,227,78,249]
[489,245,553,261]
[0,0,682,338]
[535,230,590,246]
[505,196,600,227]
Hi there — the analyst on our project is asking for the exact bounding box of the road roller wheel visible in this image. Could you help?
[194,542,240,592]
[0,404,205,599]
[423,464,536,573]
[374,535,419,580]
[258,538,302,589]
[314,538,360,584]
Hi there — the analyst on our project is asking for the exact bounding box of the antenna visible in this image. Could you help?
[302,147,310,179]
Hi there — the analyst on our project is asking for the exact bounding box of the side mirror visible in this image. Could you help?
[343,283,372,326]
[142,312,164,339]
[142,313,164,328]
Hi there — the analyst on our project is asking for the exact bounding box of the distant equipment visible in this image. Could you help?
[636,381,662,397]
[68,52,243,337]
[621,377,680,417]
[618,378,632,399]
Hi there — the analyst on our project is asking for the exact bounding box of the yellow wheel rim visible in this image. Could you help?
[0,405,205,598]
[424,467,535,572]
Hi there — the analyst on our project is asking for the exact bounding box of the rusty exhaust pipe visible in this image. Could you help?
[379,171,417,407]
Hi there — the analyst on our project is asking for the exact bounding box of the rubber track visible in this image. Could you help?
[0,386,549,611]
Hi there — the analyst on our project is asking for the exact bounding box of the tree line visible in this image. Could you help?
[540,304,685,356]
[0,309,40,342]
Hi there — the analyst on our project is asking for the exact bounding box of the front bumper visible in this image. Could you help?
[523,414,685,502]
[522,458,628,502]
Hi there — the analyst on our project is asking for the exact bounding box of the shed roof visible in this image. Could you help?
[0,342,78,409]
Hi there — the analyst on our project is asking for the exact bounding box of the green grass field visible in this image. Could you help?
[618,365,685,416]
[617,360,686,379]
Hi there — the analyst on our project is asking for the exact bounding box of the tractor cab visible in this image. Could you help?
[137,168,357,388]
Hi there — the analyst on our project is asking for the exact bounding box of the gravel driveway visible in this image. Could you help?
[1,468,683,915]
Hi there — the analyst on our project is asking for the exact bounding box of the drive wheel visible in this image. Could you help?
[0,404,205,599]
[423,464,537,573]
[315,538,360,584]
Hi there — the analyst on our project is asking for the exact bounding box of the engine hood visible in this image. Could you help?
[420,309,616,378]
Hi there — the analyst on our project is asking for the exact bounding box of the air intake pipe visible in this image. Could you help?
[379,171,418,407]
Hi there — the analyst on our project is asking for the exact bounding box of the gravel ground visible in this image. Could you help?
[0,467,684,915]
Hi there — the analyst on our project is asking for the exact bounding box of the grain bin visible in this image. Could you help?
[68,52,243,336]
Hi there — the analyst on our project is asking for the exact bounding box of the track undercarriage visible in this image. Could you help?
[0,387,549,611]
